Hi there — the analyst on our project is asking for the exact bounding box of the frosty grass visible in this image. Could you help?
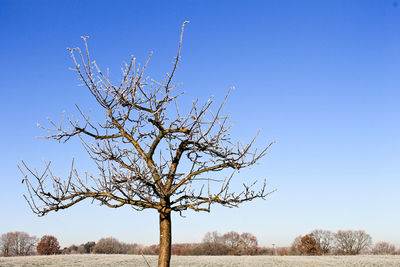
[1,254,400,266]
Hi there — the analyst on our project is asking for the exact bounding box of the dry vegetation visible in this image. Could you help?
[1,254,400,267]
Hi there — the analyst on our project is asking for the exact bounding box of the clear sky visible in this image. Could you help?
[1,0,400,248]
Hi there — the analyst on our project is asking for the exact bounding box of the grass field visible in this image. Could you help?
[1,254,400,267]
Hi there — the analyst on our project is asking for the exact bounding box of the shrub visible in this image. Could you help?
[37,235,60,255]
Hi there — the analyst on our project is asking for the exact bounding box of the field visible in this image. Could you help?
[1,254,400,267]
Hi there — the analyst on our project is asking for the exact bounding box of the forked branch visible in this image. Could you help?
[20,21,274,218]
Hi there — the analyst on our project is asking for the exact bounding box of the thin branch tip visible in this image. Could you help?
[21,22,273,218]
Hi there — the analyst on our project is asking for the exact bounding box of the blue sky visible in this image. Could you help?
[1,0,400,248]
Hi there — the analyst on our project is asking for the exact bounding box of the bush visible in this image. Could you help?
[334,230,372,255]
[372,242,396,255]
[37,235,60,255]
[93,237,123,254]
[297,234,321,255]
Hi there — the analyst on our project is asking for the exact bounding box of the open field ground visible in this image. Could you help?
[1,254,400,267]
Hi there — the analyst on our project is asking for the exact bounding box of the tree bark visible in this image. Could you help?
[158,210,172,267]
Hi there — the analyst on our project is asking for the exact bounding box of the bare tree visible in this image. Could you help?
[18,22,273,267]
[372,242,396,255]
[13,232,38,256]
[238,232,258,255]
[201,231,257,255]
[334,230,372,255]
[220,231,258,255]
[0,233,13,256]
[0,232,38,256]
[289,235,302,255]
[311,229,334,255]
[202,231,227,255]
[221,231,241,254]
[202,231,222,245]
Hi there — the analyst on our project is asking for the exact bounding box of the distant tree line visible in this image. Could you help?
[1,229,399,257]
[60,231,259,256]
[289,229,398,256]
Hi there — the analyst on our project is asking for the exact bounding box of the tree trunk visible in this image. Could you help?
[158,210,172,267]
